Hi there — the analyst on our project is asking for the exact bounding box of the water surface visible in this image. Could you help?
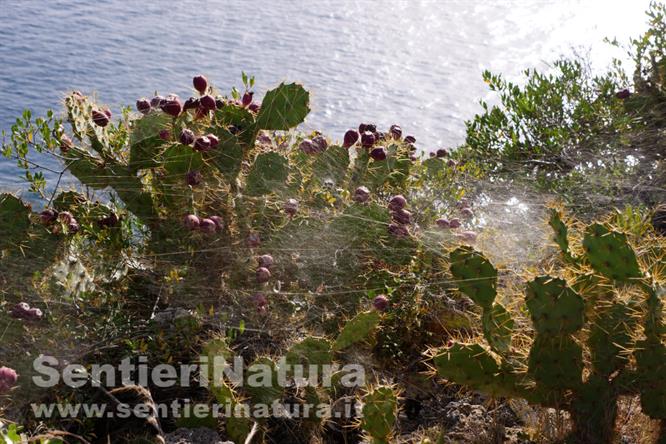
[0,0,650,190]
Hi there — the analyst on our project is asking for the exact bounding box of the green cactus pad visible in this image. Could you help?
[526,276,584,335]
[256,82,310,131]
[245,152,290,196]
[582,223,642,281]
[0,194,31,251]
[449,246,498,308]
[333,310,381,351]
[311,145,350,186]
[528,336,582,389]
[215,105,257,146]
[244,357,283,406]
[636,339,666,418]
[129,112,171,172]
[365,144,411,190]
[548,208,574,260]
[433,343,501,389]
[481,303,514,354]
[588,301,636,377]
[162,144,204,177]
[285,337,333,379]
[360,386,398,442]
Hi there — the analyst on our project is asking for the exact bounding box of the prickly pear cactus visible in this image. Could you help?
[333,310,381,351]
[582,223,642,281]
[255,82,310,130]
[449,246,513,353]
[0,193,31,253]
[359,386,398,444]
[432,211,666,443]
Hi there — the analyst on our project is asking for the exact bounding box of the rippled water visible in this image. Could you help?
[0,0,650,189]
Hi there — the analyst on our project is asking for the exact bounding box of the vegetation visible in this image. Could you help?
[0,3,665,443]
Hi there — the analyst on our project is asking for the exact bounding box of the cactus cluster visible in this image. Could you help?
[432,209,665,443]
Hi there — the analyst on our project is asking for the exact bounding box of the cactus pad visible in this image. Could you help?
[528,336,582,389]
[129,112,171,172]
[360,386,398,443]
[582,223,642,281]
[526,276,584,335]
[256,82,310,131]
[481,303,514,354]
[285,337,333,379]
[449,246,497,308]
[244,357,283,406]
[0,194,31,251]
[548,208,573,260]
[333,310,381,351]
[588,301,636,376]
[433,343,501,389]
[311,145,350,186]
[245,152,290,196]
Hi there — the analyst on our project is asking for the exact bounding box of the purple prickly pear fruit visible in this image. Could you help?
[199,218,217,234]
[370,146,387,161]
[186,170,202,186]
[360,131,375,148]
[436,217,450,229]
[447,159,456,167]
[199,94,217,111]
[193,75,208,95]
[103,108,112,118]
[183,214,200,230]
[392,208,412,225]
[136,98,151,114]
[248,103,260,113]
[388,223,409,237]
[389,124,402,140]
[159,129,171,141]
[209,216,224,231]
[161,95,183,117]
[373,294,389,311]
[242,91,254,107]
[388,195,407,211]
[343,130,359,148]
[449,218,461,229]
[256,267,271,283]
[40,209,58,225]
[98,213,119,228]
[11,302,30,319]
[460,207,474,219]
[183,97,199,111]
[457,231,477,242]
[179,128,195,145]
[361,131,376,148]
[247,232,261,248]
[404,135,416,144]
[0,367,18,394]
[92,109,110,127]
[353,186,370,203]
[58,211,75,225]
[409,153,418,161]
[375,131,386,141]
[312,135,328,153]
[284,198,299,216]
[436,148,449,158]
[68,220,80,234]
[299,139,316,154]
[252,292,268,311]
[194,136,212,152]
[615,89,631,99]
[207,134,220,148]
[26,307,43,320]
[215,98,226,109]
[151,95,165,108]
[257,254,274,268]
[429,152,436,158]
[358,123,376,133]
[228,125,240,135]
[194,106,209,120]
